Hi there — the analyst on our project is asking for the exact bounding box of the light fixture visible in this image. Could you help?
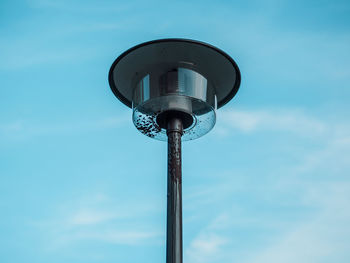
[109,38,241,263]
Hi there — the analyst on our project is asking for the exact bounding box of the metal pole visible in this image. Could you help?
[166,116,183,263]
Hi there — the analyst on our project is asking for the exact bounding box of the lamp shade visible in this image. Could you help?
[109,38,241,140]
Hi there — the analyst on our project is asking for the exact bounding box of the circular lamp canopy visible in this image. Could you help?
[109,38,241,140]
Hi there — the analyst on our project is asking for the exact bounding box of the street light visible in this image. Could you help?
[108,38,241,263]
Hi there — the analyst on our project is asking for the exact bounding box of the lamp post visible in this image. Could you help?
[108,38,241,263]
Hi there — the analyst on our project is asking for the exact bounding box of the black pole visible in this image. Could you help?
[166,116,183,263]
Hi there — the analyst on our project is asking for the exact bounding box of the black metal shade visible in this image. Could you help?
[108,38,241,109]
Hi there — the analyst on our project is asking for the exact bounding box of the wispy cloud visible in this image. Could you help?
[27,0,133,13]
[185,214,230,263]
[0,114,129,140]
[244,182,350,263]
[186,234,228,263]
[34,193,162,250]
[185,107,350,262]
[292,134,350,175]
[0,46,98,70]
[68,209,118,226]
[185,180,350,263]
[215,108,327,136]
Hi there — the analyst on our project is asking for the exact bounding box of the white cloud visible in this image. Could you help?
[185,181,350,263]
[244,182,350,263]
[185,214,230,263]
[186,108,350,263]
[215,108,328,136]
[34,193,162,250]
[186,234,228,263]
[27,0,133,13]
[50,228,161,248]
[0,115,129,140]
[68,209,117,225]
[293,134,350,175]
[64,230,160,246]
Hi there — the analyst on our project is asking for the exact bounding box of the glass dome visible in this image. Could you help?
[132,67,216,140]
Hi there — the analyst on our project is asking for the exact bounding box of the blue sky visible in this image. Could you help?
[1,0,350,262]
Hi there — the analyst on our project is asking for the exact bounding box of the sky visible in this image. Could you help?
[1,0,350,262]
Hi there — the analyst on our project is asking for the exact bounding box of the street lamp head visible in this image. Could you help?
[108,38,242,263]
[108,38,241,140]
